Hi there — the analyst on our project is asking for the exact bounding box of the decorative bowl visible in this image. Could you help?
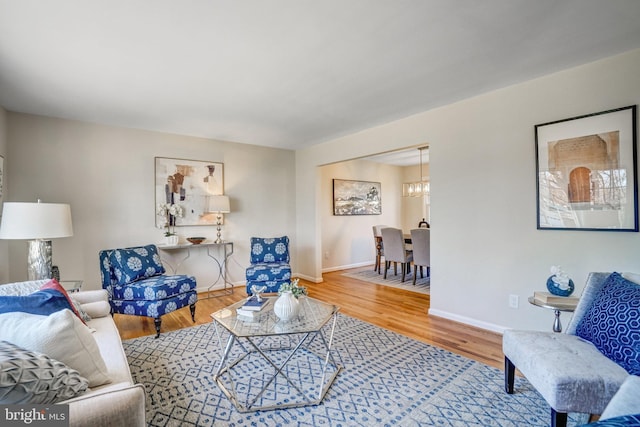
[187,237,206,245]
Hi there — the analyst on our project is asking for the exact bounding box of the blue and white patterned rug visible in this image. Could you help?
[342,269,430,294]
[123,314,588,426]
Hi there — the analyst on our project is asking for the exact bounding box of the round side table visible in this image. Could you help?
[528,296,578,332]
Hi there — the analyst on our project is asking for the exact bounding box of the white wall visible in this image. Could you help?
[319,159,430,272]
[401,163,430,229]
[296,48,640,332]
[5,114,296,290]
[319,159,404,271]
[0,107,7,283]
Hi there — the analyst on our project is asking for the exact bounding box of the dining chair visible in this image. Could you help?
[372,225,388,274]
[410,228,430,285]
[381,227,413,282]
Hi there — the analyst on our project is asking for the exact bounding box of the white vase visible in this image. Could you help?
[273,291,299,321]
[165,235,179,246]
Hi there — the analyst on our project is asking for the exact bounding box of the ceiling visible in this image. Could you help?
[1,1,640,155]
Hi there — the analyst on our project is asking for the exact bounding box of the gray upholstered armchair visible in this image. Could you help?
[503,272,640,427]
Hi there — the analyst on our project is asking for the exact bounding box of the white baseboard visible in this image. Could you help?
[196,281,243,295]
[428,308,507,334]
[295,272,323,283]
[322,261,372,273]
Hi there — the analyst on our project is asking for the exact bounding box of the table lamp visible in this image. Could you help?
[208,195,230,244]
[0,200,73,280]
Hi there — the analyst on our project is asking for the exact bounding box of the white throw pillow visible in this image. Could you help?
[0,309,111,387]
[80,300,111,319]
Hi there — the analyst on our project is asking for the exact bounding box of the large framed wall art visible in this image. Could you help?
[155,157,224,227]
[333,179,381,215]
[535,105,638,231]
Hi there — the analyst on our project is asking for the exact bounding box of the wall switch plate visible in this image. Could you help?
[509,294,519,308]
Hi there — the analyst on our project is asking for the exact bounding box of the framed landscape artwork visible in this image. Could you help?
[155,157,224,227]
[333,179,381,215]
[535,105,638,231]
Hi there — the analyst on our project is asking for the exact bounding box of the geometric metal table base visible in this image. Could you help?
[213,318,341,412]
[211,297,342,412]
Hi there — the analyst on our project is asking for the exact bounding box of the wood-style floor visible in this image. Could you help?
[113,266,504,369]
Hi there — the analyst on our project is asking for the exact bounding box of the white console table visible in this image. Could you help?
[158,241,234,298]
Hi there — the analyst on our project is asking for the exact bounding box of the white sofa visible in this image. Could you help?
[0,281,146,427]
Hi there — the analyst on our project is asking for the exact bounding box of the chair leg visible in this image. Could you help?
[401,263,406,282]
[384,261,389,279]
[551,409,568,427]
[394,262,398,275]
[420,266,424,278]
[154,317,161,339]
[190,303,196,322]
[413,265,417,285]
[505,356,515,394]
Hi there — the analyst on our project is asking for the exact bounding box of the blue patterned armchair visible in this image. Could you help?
[99,244,197,338]
[245,236,292,294]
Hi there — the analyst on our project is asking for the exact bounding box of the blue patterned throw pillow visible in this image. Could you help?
[580,414,640,426]
[575,272,640,375]
[109,245,165,285]
[0,288,74,317]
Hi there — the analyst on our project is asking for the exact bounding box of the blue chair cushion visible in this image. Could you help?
[110,290,198,318]
[250,236,290,264]
[575,272,640,375]
[246,262,291,282]
[246,279,290,294]
[108,245,165,285]
[111,274,197,301]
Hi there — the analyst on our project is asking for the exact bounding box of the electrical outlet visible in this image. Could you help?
[509,294,519,309]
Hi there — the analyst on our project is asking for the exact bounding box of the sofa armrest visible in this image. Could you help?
[72,289,108,305]
[600,375,640,420]
[67,384,146,427]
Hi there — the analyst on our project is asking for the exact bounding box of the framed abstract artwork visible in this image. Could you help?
[155,157,224,227]
[535,105,638,231]
[333,179,381,215]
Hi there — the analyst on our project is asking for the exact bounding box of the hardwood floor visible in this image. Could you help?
[113,266,504,369]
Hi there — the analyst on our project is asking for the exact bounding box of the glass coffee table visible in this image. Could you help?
[210,296,342,412]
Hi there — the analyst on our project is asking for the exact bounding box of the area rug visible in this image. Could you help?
[123,314,588,426]
[342,268,430,294]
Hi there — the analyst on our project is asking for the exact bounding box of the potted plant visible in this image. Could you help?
[277,278,307,298]
[157,203,184,245]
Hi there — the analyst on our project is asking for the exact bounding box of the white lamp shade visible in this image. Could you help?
[208,195,230,213]
[0,202,73,239]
